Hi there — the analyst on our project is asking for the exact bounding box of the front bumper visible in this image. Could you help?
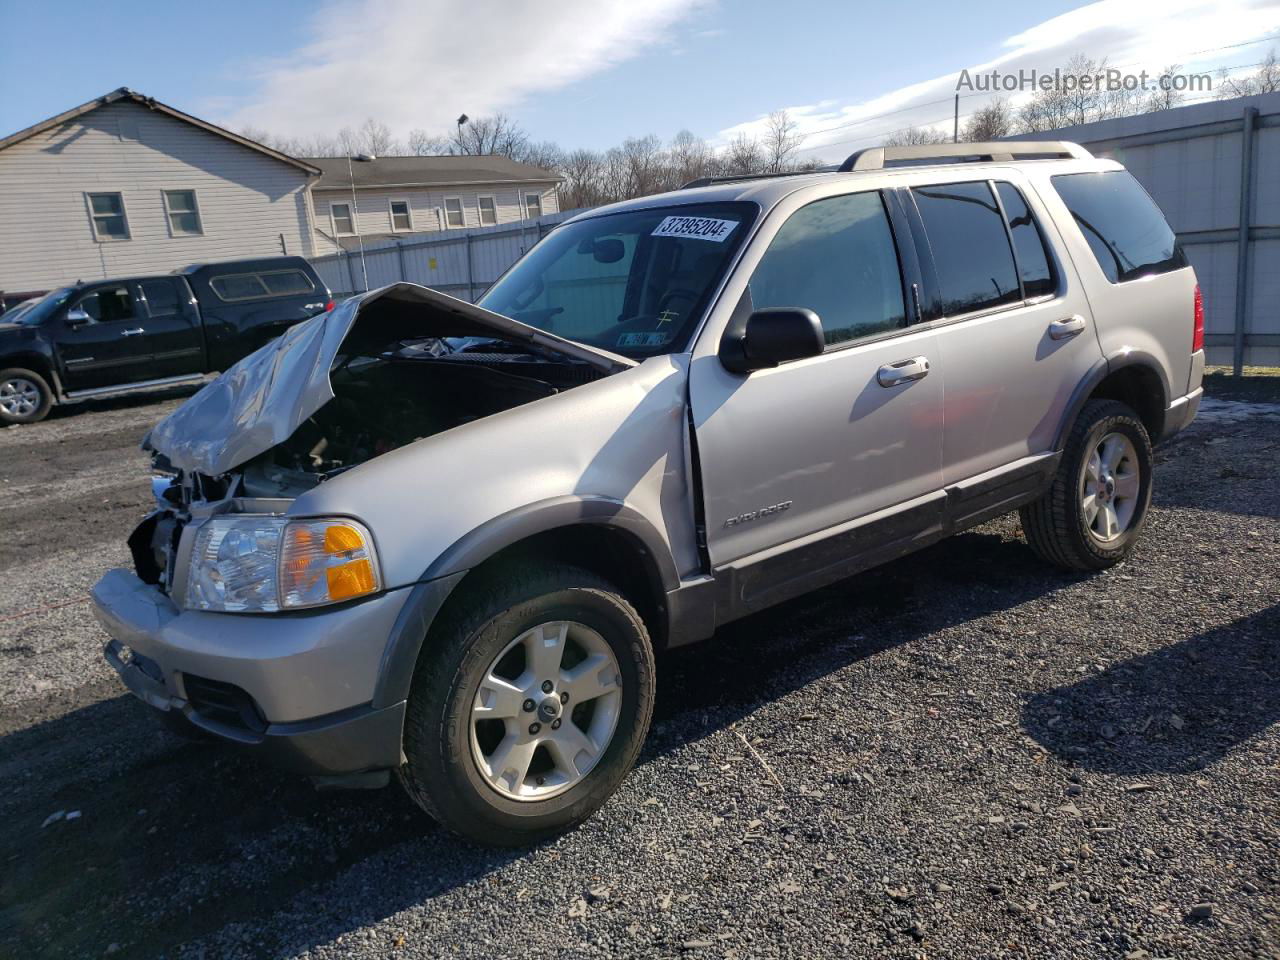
[92,568,409,775]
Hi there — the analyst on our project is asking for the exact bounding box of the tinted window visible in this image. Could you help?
[748,192,905,348]
[261,271,315,295]
[995,183,1055,298]
[210,274,268,301]
[1052,171,1186,283]
[913,181,1020,315]
[140,280,181,317]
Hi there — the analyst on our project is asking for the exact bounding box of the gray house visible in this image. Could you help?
[0,88,320,298]
[307,155,561,254]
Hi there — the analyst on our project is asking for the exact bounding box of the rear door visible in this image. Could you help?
[137,278,205,377]
[56,283,153,391]
[905,177,1103,487]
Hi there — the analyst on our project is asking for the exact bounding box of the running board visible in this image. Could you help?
[62,373,210,402]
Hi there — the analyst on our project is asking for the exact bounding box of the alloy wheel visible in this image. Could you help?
[0,377,40,418]
[1080,431,1140,543]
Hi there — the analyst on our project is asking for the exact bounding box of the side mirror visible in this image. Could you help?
[720,308,824,374]
[65,306,91,326]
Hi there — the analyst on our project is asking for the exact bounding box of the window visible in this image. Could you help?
[330,202,354,236]
[1052,171,1187,284]
[444,197,464,228]
[163,190,202,236]
[477,196,497,226]
[209,270,316,302]
[86,193,129,240]
[389,199,412,232]
[75,285,136,323]
[140,280,181,317]
[994,183,1055,299]
[478,201,757,358]
[912,181,1021,316]
[525,193,542,219]
[748,192,906,348]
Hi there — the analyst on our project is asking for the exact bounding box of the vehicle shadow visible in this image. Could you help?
[0,526,1089,959]
[1021,603,1279,774]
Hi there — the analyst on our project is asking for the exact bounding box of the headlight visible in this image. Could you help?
[185,516,380,613]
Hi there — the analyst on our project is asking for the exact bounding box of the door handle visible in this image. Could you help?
[121,327,145,337]
[877,356,930,387]
[303,302,326,310]
[1048,315,1087,340]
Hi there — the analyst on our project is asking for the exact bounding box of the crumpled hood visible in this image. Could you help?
[146,282,634,477]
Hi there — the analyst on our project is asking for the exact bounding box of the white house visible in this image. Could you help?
[307,155,562,255]
[0,88,320,298]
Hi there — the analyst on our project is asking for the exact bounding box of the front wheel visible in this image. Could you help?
[399,564,655,846]
[1020,399,1154,571]
[0,367,53,425]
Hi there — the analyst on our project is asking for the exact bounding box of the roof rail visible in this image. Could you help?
[837,140,1092,172]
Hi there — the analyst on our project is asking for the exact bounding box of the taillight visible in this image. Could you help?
[325,299,335,312]
[1192,284,1204,353]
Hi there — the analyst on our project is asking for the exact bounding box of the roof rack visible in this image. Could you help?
[837,140,1092,172]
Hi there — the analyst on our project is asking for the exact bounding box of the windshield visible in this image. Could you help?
[12,287,74,326]
[478,202,757,358]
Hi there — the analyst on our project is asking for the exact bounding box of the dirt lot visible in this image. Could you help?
[1,380,1277,960]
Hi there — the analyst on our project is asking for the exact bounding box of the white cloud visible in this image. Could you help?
[212,0,711,141]
[719,0,1280,160]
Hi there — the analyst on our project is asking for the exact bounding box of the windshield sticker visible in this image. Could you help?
[651,216,738,242]
[618,331,672,348]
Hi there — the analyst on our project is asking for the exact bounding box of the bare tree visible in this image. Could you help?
[408,128,449,155]
[762,109,804,172]
[883,124,949,146]
[453,113,530,157]
[961,98,1013,141]
[356,117,398,156]
[1143,64,1187,112]
[725,132,764,173]
[518,139,565,171]
[1217,48,1279,98]
[670,129,715,185]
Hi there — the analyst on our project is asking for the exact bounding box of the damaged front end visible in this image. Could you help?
[132,283,635,593]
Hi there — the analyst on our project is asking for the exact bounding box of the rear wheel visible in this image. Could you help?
[0,367,52,425]
[399,564,655,846]
[1020,399,1153,571]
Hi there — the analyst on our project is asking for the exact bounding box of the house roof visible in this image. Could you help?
[305,154,562,190]
[0,87,321,175]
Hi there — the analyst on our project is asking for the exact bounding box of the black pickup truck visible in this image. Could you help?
[0,256,332,425]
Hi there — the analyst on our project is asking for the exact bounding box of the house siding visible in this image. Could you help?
[311,182,560,254]
[0,100,315,292]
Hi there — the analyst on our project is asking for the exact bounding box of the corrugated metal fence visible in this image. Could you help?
[308,210,583,303]
[1022,91,1280,371]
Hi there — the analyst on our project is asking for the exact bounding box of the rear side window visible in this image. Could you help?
[140,279,181,317]
[994,183,1055,298]
[912,181,1020,315]
[1051,171,1186,283]
[209,270,315,302]
[748,191,906,348]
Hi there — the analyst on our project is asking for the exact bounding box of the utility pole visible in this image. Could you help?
[347,152,369,293]
[953,94,959,142]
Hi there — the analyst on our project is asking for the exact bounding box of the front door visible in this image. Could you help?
[689,189,944,612]
[136,278,204,378]
[56,283,153,391]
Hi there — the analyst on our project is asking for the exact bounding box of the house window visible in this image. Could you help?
[331,202,355,236]
[525,193,542,219]
[444,197,464,228]
[477,196,497,226]
[389,199,412,232]
[87,192,129,241]
[163,190,203,236]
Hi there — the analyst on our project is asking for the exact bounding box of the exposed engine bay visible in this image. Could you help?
[241,343,604,497]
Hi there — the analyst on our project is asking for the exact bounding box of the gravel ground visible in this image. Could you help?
[1,384,1277,960]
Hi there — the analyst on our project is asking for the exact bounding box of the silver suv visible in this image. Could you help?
[92,141,1204,845]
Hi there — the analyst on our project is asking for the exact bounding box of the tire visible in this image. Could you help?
[1020,398,1153,571]
[0,367,53,425]
[398,563,655,846]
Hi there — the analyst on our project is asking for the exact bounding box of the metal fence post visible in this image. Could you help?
[1233,106,1257,377]
[396,239,407,282]
[465,232,475,302]
[345,249,357,296]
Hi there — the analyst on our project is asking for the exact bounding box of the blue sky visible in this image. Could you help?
[2,0,1278,160]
